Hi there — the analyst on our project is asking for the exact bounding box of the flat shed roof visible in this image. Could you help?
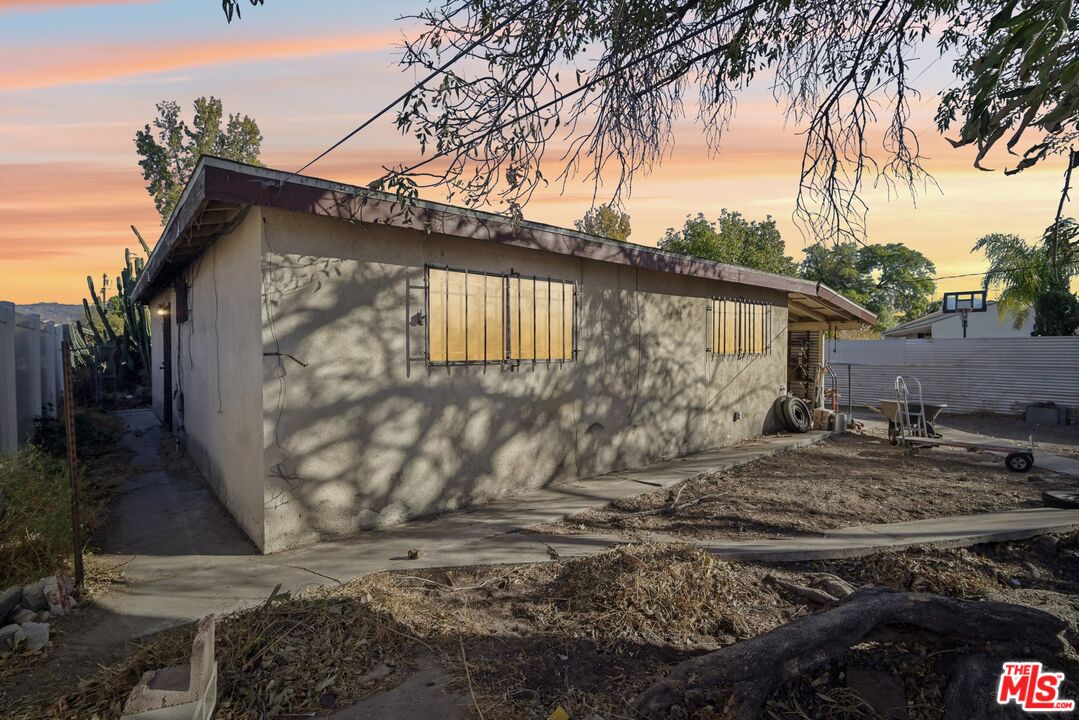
[132,156,876,329]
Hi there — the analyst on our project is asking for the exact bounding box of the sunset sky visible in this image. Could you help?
[0,0,1070,305]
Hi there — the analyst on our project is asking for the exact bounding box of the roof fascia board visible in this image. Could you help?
[136,156,876,326]
[132,163,208,302]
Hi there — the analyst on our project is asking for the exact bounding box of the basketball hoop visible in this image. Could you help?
[941,290,987,338]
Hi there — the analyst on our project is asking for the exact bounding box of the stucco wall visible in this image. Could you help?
[259,208,788,552]
[150,209,266,548]
[149,287,171,424]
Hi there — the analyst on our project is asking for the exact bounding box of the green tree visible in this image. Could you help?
[1033,283,1079,337]
[135,96,262,221]
[574,203,631,242]
[658,210,797,276]
[224,0,1079,242]
[800,243,869,303]
[974,218,1079,334]
[800,242,936,330]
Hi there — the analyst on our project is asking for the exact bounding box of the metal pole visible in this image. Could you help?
[61,339,84,592]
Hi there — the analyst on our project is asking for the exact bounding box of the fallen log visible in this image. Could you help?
[634,588,1068,720]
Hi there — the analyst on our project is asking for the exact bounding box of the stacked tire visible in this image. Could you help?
[779,396,812,433]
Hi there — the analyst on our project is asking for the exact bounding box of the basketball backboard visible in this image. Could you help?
[941,290,987,314]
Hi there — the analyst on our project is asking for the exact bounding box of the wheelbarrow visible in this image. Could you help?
[881,375,1036,473]
[877,398,948,445]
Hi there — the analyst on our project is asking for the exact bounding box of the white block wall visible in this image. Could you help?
[0,302,66,453]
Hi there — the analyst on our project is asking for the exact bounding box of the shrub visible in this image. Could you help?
[0,446,72,588]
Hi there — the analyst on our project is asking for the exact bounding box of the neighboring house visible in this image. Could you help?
[883,301,1034,339]
[132,157,875,553]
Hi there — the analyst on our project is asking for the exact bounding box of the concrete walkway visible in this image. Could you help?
[690,507,1079,562]
[81,412,831,645]
[74,411,1079,655]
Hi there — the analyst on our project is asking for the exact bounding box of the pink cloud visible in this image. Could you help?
[0,31,397,92]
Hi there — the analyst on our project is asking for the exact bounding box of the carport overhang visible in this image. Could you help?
[132,157,876,329]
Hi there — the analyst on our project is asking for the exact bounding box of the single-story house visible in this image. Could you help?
[883,301,1033,339]
[132,157,875,553]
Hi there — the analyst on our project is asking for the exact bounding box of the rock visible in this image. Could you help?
[43,575,72,616]
[14,622,49,652]
[0,585,22,622]
[0,623,18,651]
[21,580,46,612]
[11,608,36,625]
[35,611,52,623]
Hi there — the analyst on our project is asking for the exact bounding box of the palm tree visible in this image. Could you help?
[972,218,1079,330]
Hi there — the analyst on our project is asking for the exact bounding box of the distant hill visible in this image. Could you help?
[16,303,83,325]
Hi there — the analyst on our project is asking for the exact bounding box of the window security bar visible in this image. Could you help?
[707,297,772,356]
[420,265,578,368]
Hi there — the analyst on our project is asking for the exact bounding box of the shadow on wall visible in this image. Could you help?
[257,209,787,550]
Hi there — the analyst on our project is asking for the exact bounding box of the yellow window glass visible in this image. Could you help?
[751,303,767,354]
[428,268,505,363]
[711,299,738,355]
[509,276,574,361]
[711,298,769,356]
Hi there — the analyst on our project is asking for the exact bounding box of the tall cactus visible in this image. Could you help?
[81,225,153,383]
[68,321,94,367]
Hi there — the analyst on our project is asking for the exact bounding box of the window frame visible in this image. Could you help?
[506,271,577,366]
[423,264,578,368]
[707,296,773,357]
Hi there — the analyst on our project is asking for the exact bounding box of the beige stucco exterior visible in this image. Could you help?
[150,209,266,547]
[153,207,793,553]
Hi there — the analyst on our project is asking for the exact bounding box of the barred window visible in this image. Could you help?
[425,266,576,366]
[427,268,506,363]
[708,298,772,356]
[508,276,574,361]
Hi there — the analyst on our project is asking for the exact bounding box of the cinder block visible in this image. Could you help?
[121,615,217,720]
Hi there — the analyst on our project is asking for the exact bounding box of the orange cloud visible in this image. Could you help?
[0,31,398,92]
[0,161,158,260]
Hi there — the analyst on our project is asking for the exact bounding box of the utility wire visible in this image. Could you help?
[290,1,539,179]
[929,262,1056,282]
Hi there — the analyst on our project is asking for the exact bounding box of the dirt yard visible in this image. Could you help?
[529,433,1074,542]
[9,533,1079,720]
[6,431,1079,719]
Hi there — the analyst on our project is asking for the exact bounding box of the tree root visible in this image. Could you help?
[634,588,1068,720]
[625,484,729,518]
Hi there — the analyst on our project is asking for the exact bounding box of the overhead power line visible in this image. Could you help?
[291,1,540,178]
[929,263,1052,282]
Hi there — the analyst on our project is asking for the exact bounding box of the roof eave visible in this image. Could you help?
[133,157,877,328]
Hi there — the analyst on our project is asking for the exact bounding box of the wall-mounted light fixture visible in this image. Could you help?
[156,304,169,316]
